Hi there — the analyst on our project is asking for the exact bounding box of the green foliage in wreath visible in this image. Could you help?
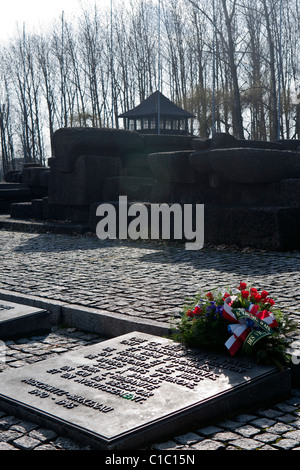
[170,283,297,369]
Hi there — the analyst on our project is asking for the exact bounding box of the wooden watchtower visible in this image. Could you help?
[118,91,194,135]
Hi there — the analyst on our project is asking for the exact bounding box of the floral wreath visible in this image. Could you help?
[172,282,297,368]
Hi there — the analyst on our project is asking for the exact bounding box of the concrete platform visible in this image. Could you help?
[0,299,50,339]
[0,214,89,235]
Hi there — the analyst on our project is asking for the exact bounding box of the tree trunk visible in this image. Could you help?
[221,0,244,139]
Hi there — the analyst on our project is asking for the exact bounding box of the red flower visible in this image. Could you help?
[238,282,247,290]
[261,290,269,299]
[266,298,275,306]
[206,292,214,300]
[254,293,262,302]
[193,306,202,315]
[223,292,231,300]
[241,290,249,299]
[250,287,258,294]
[186,310,194,317]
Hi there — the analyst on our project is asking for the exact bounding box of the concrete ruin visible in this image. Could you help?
[1,128,300,251]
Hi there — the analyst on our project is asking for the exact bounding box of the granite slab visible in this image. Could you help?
[0,300,50,339]
[0,332,291,449]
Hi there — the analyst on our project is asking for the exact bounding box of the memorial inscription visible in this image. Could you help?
[0,332,290,450]
[20,336,255,409]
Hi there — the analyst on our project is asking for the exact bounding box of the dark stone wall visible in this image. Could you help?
[5,128,300,250]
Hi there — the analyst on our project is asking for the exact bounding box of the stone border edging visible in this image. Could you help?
[0,289,171,339]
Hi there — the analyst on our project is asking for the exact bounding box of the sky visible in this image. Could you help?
[0,0,112,43]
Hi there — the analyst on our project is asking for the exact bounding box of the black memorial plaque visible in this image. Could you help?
[0,300,50,339]
[0,332,291,449]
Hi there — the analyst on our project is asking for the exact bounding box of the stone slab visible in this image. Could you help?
[0,332,291,450]
[0,183,31,199]
[0,215,89,236]
[61,304,171,338]
[0,300,50,339]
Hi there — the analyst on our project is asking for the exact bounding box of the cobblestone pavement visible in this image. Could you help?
[0,229,300,323]
[0,229,300,451]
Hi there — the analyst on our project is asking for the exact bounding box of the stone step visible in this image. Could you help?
[0,183,31,199]
[0,214,89,235]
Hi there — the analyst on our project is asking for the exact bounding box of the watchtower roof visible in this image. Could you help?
[118,91,195,119]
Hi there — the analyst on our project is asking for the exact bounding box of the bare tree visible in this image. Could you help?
[241,0,267,139]
[1,0,300,163]
[0,77,15,176]
[220,0,244,138]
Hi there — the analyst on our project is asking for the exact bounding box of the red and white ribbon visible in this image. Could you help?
[222,296,278,356]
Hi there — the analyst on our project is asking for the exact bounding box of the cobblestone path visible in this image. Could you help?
[0,230,300,323]
[0,229,300,451]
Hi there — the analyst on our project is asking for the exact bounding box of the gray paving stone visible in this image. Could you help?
[234,414,257,423]
[13,436,41,450]
[0,416,21,430]
[274,402,298,413]
[191,439,225,450]
[273,438,299,450]
[197,425,224,436]
[257,409,284,419]
[250,418,276,429]
[34,444,58,450]
[151,440,182,451]
[235,425,261,438]
[29,428,58,442]
[212,431,240,442]
[53,436,90,450]
[0,442,18,450]
[266,423,296,435]
[290,419,300,429]
[277,414,298,423]
[282,429,300,441]
[16,338,30,344]
[173,432,203,445]
[11,421,39,434]
[255,432,280,443]
[258,444,277,450]
[0,430,23,442]
[285,396,300,406]
[231,438,264,450]
[216,419,242,430]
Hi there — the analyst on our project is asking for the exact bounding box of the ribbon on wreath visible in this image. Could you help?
[222,296,278,356]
